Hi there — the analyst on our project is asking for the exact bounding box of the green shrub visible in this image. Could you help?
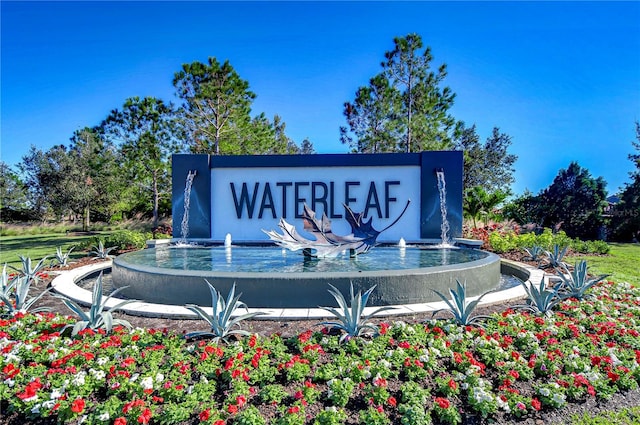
[487,228,609,255]
[80,230,150,252]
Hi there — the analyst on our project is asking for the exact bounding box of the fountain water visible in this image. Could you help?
[178,170,197,245]
[435,169,452,246]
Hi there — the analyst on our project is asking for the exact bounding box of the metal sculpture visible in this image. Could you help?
[263,201,410,258]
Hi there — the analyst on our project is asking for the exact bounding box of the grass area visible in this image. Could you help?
[0,233,111,267]
[566,243,640,283]
[570,406,640,425]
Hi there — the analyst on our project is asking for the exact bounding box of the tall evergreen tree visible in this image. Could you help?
[342,34,459,153]
[455,124,517,193]
[68,127,121,229]
[102,97,180,228]
[20,129,118,229]
[610,121,640,241]
[540,162,608,240]
[173,57,295,155]
[0,161,30,221]
[173,58,255,154]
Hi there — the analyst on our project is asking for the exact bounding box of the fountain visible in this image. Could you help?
[435,168,452,246]
[109,152,505,311]
[177,170,197,245]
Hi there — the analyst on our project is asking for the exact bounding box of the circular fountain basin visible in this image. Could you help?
[112,246,501,308]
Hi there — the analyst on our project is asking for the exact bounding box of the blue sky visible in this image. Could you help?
[2,1,639,196]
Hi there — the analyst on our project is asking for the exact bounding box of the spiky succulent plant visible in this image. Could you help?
[319,283,394,342]
[56,273,135,336]
[185,281,263,343]
[430,280,493,327]
[556,260,609,300]
[513,277,561,316]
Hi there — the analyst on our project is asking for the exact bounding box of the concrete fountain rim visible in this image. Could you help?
[50,258,540,320]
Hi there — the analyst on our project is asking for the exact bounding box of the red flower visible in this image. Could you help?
[227,404,238,414]
[114,418,127,425]
[448,379,457,391]
[236,395,247,407]
[373,377,387,387]
[435,397,450,409]
[531,398,542,411]
[387,396,397,407]
[137,408,152,424]
[298,329,313,343]
[287,406,300,414]
[71,398,85,413]
[199,409,211,421]
[2,364,19,378]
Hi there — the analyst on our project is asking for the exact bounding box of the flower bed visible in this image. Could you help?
[2,279,640,424]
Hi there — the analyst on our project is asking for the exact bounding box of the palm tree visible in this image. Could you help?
[464,186,507,229]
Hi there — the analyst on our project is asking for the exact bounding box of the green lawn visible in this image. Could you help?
[566,243,640,284]
[0,232,110,268]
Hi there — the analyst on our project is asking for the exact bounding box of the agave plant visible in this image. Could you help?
[544,244,569,269]
[513,277,561,316]
[185,280,264,343]
[0,265,16,313]
[10,255,49,285]
[523,245,544,267]
[555,260,609,300]
[430,280,493,327]
[319,283,394,342]
[90,240,117,260]
[52,246,75,268]
[0,274,52,315]
[56,273,135,336]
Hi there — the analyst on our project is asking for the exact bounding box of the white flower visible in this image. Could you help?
[155,372,165,382]
[97,357,109,366]
[552,393,566,406]
[31,403,41,414]
[129,373,140,383]
[90,368,106,380]
[497,396,510,412]
[72,371,86,386]
[140,376,154,390]
[539,387,551,397]
[50,388,64,399]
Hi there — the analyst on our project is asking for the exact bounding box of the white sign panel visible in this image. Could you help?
[211,166,420,242]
